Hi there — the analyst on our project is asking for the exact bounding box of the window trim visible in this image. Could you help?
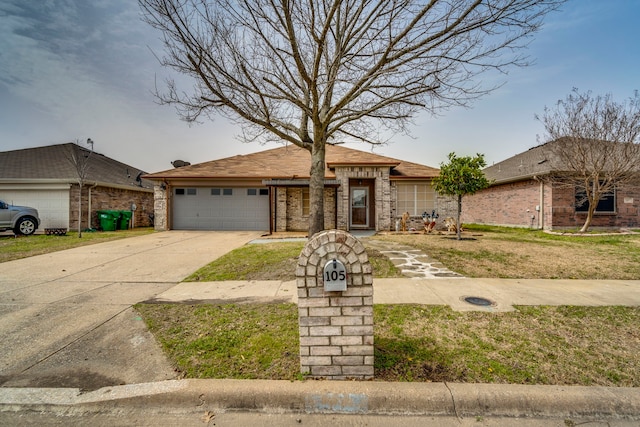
[301,188,310,216]
[396,182,436,216]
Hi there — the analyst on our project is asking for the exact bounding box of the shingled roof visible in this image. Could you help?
[0,143,153,190]
[483,143,555,183]
[484,139,640,184]
[144,144,439,180]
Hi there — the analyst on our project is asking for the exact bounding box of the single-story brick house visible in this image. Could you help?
[0,143,155,232]
[463,140,640,230]
[144,144,443,233]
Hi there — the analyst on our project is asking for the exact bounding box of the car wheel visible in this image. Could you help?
[14,216,37,235]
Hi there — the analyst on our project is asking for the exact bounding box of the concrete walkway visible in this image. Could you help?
[154,277,640,312]
[1,231,639,424]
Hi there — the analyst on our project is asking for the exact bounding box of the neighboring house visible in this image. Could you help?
[0,143,155,232]
[463,140,640,230]
[143,144,441,233]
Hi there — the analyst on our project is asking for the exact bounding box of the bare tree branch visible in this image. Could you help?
[139,0,564,234]
[537,89,640,232]
[63,139,94,238]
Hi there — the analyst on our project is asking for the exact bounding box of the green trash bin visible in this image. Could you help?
[119,211,132,230]
[97,210,119,231]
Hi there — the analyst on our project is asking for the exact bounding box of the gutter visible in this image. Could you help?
[0,179,152,193]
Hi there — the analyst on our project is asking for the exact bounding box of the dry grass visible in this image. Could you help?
[374,226,640,279]
[136,303,300,380]
[135,303,640,386]
[374,305,640,386]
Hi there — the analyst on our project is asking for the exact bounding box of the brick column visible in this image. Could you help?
[296,229,374,380]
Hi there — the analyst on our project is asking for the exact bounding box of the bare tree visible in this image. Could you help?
[140,0,564,236]
[64,139,94,238]
[537,89,640,232]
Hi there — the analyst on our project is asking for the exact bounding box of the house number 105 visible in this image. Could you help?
[323,259,347,292]
[325,270,346,281]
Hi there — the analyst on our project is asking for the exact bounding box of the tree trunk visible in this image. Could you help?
[308,143,326,237]
[580,203,596,233]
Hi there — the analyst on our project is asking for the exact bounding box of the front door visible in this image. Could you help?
[350,187,369,228]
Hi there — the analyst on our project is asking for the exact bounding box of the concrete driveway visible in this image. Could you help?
[0,231,261,391]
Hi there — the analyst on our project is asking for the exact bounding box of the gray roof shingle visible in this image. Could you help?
[0,143,153,190]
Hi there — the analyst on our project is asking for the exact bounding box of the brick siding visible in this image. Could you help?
[297,229,374,380]
[68,184,154,231]
[463,179,640,230]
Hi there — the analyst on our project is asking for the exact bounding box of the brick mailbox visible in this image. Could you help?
[296,229,374,380]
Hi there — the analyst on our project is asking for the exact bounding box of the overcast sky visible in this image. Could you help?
[1,0,638,173]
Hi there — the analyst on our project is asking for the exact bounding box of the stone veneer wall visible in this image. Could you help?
[334,166,391,231]
[296,229,374,380]
[153,184,168,231]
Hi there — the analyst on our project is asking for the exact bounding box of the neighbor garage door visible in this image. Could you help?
[172,187,269,231]
[0,186,70,230]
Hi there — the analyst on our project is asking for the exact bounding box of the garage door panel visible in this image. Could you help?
[0,189,70,230]
[172,187,269,231]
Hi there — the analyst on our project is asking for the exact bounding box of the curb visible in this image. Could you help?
[1,380,639,420]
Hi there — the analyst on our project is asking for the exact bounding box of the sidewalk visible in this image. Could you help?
[152,277,640,312]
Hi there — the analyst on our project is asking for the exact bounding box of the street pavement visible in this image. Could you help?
[0,230,639,425]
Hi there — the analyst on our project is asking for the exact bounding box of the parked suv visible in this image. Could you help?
[0,200,40,235]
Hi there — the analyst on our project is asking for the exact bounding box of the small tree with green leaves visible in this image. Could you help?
[432,153,490,240]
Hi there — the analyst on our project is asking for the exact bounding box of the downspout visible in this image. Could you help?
[88,182,98,229]
[270,186,275,234]
[539,180,545,230]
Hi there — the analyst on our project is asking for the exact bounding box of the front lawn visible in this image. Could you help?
[136,303,640,386]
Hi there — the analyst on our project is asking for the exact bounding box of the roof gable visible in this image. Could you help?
[0,143,152,189]
[144,144,439,180]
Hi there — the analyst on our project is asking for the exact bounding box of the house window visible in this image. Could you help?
[176,188,197,195]
[302,188,310,216]
[186,188,197,195]
[223,188,233,196]
[247,188,268,196]
[175,188,185,195]
[575,185,616,213]
[211,188,221,196]
[396,183,436,216]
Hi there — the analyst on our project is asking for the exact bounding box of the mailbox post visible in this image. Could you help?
[296,229,374,380]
